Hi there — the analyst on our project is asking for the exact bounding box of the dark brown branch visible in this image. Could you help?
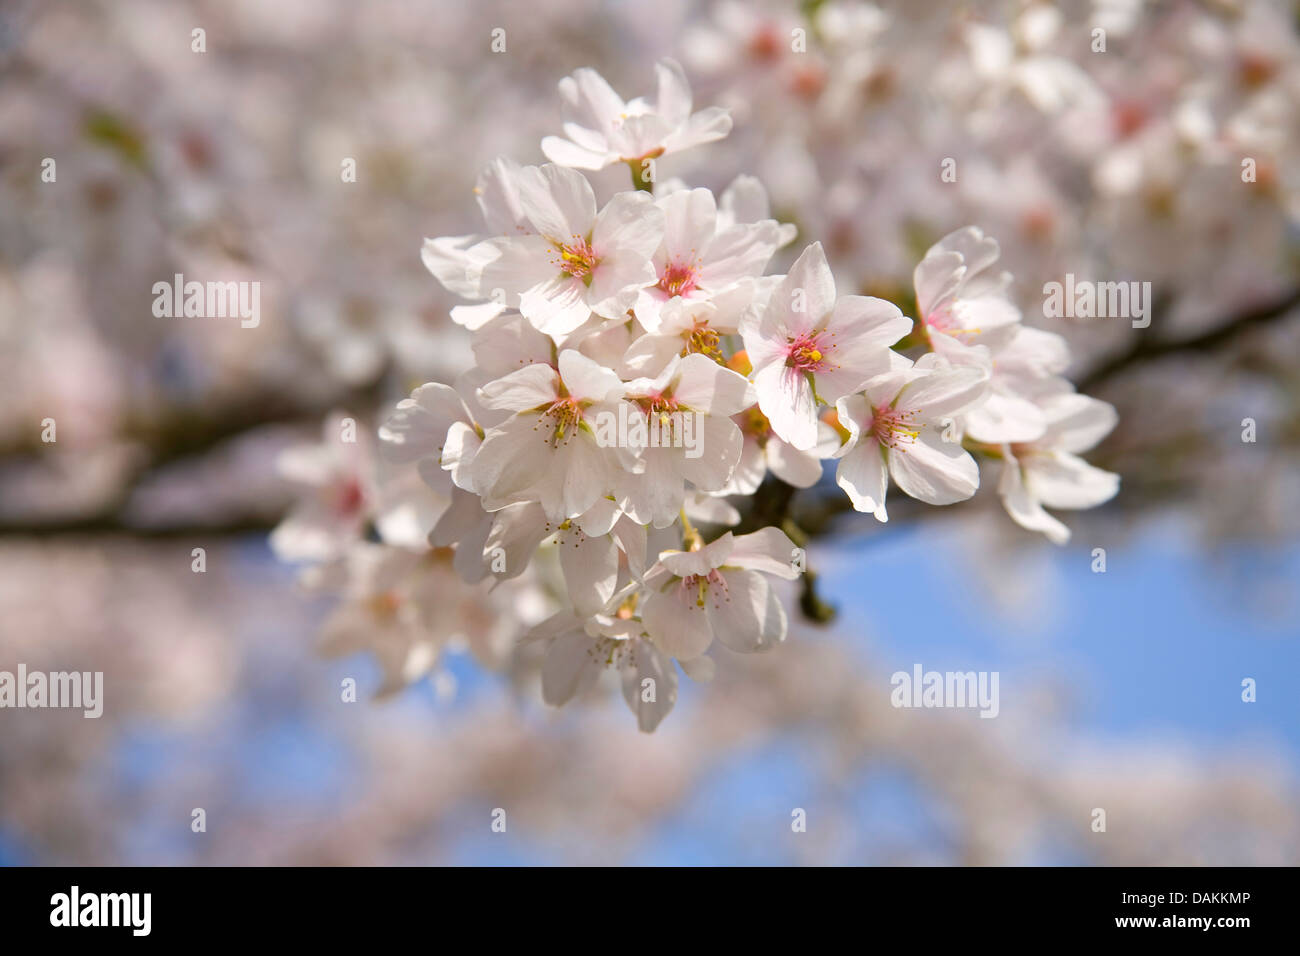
[1077,286,1300,391]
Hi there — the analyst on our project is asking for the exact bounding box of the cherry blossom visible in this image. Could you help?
[541,59,733,175]
[742,242,911,450]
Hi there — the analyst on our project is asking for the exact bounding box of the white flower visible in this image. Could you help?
[633,186,783,332]
[943,326,1072,444]
[833,354,988,521]
[742,241,911,450]
[610,352,756,527]
[270,412,375,563]
[623,287,763,375]
[421,157,531,330]
[726,408,837,494]
[530,608,680,733]
[316,544,446,699]
[998,390,1120,544]
[913,226,1022,359]
[378,382,483,492]
[467,164,664,336]
[640,527,800,660]
[471,350,640,522]
[541,59,733,172]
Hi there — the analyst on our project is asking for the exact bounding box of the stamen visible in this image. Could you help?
[550,235,600,282]
[869,405,921,450]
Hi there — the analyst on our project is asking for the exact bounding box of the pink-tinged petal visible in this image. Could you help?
[724,434,766,495]
[540,136,610,170]
[754,362,819,451]
[672,353,755,416]
[949,295,1021,346]
[709,569,787,652]
[420,235,482,299]
[726,526,801,580]
[933,226,1001,279]
[587,249,658,319]
[517,164,598,242]
[1041,393,1118,453]
[998,326,1071,378]
[431,486,488,549]
[470,234,557,301]
[441,420,482,490]
[699,220,782,288]
[766,437,823,488]
[678,415,744,492]
[620,640,677,732]
[767,241,836,336]
[913,249,965,318]
[659,188,716,260]
[378,382,469,464]
[663,106,733,152]
[450,301,507,330]
[624,330,686,374]
[471,414,558,508]
[678,653,715,683]
[998,456,1071,545]
[897,365,988,420]
[611,516,648,578]
[658,532,735,577]
[484,502,551,579]
[471,313,555,379]
[558,349,624,402]
[835,440,889,520]
[719,174,773,225]
[1025,451,1119,510]
[653,58,693,125]
[520,274,592,335]
[739,307,788,370]
[477,363,558,412]
[541,630,603,706]
[963,391,1048,444]
[575,496,620,537]
[593,191,664,259]
[558,434,617,520]
[559,67,627,129]
[618,449,687,529]
[475,157,530,234]
[642,587,714,660]
[888,430,979,505]
[560,530,618,616]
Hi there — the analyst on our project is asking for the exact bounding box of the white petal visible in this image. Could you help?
[888,430,980,505]
[477,363,558,412]
[642,586,714,659]
[709,569,787,652]
[560,529,618,616]
[726,526,801,579]
[620,639,678,732]
[835,441,889,520]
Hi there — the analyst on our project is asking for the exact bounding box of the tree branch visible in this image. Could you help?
[1077,286,1300,391]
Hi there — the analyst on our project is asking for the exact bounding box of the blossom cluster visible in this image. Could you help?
[273,59,1119,731]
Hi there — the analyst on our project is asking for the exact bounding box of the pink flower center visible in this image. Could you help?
[552,237,600,281]
[658,259,699,297]
[335,477,366,517]
[540,397,584,445]
[869,405,920,450]
[925,306,980,339]
[785,333,829,372]
[680,569,729,609]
